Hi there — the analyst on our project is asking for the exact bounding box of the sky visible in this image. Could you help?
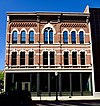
[0,0,100,70]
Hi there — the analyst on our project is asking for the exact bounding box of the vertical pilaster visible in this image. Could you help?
[25,52,28,66]
[59,73,62,96]
[37,72,40,96]
[26,34,29,44]
[30,73,32,92]
[80,73,83,96]
[48,72,51,96]
[17,52,20,66]
[18,34,20,44]
[70,73,72,96]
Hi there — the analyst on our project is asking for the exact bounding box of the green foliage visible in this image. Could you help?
[0,72,4,80]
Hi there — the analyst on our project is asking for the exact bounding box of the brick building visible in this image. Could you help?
[4,6,94,100]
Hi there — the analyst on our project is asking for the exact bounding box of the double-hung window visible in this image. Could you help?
[12,31,18,43]
[80,52,85,65]
[63,31,68,43]
[71,31,76,44]
[20,52,25,65]
[21,31,26,43]
[79,31,84,44]
[72,52,77,65]
[29,52,34,65]
[12,52,17,65]
[64,52,69,65]
[29,31,34,43]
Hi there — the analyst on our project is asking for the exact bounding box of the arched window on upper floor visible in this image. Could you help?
[63,31,68,43]
[71,31,76,44]
[44,27,53,44]
[29,31,34,43]
[79,31,84,44]
[21,31,26,43]
[12,31,18,43]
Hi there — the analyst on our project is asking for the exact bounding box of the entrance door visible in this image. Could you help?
[25,83,28,91]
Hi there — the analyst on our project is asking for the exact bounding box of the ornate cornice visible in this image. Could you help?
[61,23,87,28]
[10,22,37,27]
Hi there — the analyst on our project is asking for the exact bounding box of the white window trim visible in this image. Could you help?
[62,28,69,44]
[70,28,77,44]
[78,29,85,44]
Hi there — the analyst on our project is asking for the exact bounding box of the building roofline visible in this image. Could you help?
[7,12,90,17]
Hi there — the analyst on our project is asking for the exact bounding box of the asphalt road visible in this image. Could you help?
[32,100,100,106]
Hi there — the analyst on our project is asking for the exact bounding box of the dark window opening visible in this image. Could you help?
[20,52,25,65]
[12,52,17,65]
[43,52,48,65]
[50,52,54,65]
[80,52,85,65]
[72,52,77,65]
[64,52,69,65]
[29,52,34,65]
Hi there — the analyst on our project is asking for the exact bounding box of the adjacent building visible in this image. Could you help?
[4,6,95,100]
[90,8,100,97]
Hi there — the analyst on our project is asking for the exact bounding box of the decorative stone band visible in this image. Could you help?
[10,22,37,27]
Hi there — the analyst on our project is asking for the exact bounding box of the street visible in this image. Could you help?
[32,100,100,106]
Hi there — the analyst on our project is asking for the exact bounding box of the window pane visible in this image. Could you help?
[50,52,54,65]
[29,52,34,65]
[79,31,84,44]
[20,52,25,65]
[43,52,48,65]
[71,31,76,44]
[80,52,85,65]
[44,30,48,43]
[63,31,68,43]
[21,31,26,43]
[12,52,17,65]
[12,31,18,43]
[49,30,53,44]
[72,52,77,65]
[29,31,34,43]
[64,52,69,65]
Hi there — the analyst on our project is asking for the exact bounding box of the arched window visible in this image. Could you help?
[44,27,53,44]
[79,31,84,44]
[72,51,77,65]
[29,51,34,65]
[29,31,34,43]
[80,52,85,65]
[12,31,18,43]
[20,52,25,65]
[43,51,55,65]
[11,52,17,65]
[71,31,76,44]
[64,51,69,65]
[21,31,26,43]
[63,31,68,43]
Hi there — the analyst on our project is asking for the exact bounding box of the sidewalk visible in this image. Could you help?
[32,96,100,101]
